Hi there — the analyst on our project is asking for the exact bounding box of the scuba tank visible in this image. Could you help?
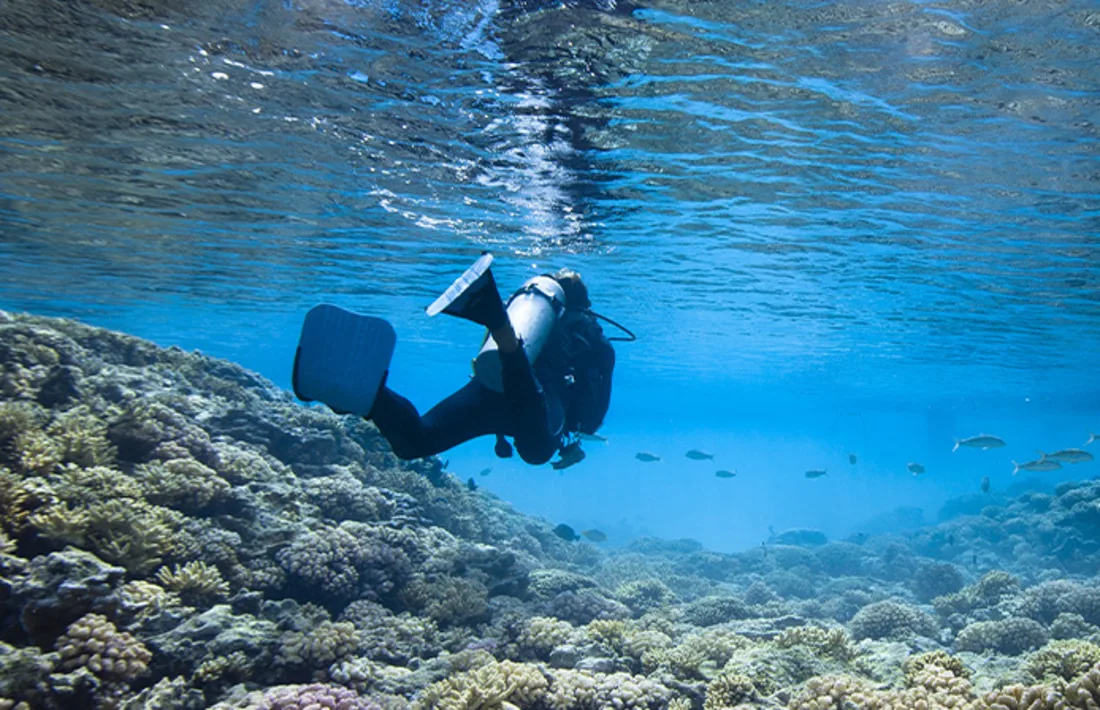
[473,275,566,392]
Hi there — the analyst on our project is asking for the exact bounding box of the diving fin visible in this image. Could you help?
[425,252,507,330]
[292,304,396,417]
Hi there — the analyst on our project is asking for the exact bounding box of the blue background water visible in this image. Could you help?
[1,0,1098,551]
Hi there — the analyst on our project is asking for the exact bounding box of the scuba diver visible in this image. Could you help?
[292,253,627,469]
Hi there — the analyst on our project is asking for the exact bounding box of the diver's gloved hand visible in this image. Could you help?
[551,441,585,470]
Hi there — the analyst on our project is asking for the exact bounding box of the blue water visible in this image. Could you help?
[2,0,1098,551]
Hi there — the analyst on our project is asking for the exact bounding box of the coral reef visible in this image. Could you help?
[8,313,1100,709]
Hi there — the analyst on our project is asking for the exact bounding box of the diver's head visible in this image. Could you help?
[553,268,591,311]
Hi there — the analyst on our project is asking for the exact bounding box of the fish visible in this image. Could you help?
[848,453,858,465]
[1087,432,1097,446]
[635,452,661,462]
[686,449,714,460]
[1012,457,1062,475]
[552,524,580,542]
[479,467,492,476]
[981,476,991,494]
[715,470,737,479]
[1039,448,1094,464]
[907,462,925,475]
[805,469,828,479]
[581,529,607,542]
[952,434,1006,452]
[578,432,609,444]
[466,477,478,492]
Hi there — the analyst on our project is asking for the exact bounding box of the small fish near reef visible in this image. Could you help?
[1040,448,1094,464]
[686,449,714,460]
[981,476,991,494]
[578,432,609,444]
[715,469,737,479]
[635,452,661,462]
[848,453,858,465]
[466,477,478,492]
[581,529,607,542]
[479,467,492,476]
[952,434,1006,452]
[907,462,925,476]
[552,524,580,542]
[805,469,828,479]
[1012,457,1061,475]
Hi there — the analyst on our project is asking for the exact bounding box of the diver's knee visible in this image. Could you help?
[517,440,555,466]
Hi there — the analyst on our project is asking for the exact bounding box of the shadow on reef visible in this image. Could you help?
[5,310,1100,709]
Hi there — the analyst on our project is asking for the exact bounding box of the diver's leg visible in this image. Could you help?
[371,379,503,460]
[498,345,559,465]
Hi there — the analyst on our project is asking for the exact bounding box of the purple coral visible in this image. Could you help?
[260,683,381,710]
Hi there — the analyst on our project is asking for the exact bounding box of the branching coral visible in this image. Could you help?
[774,626,856,662]
[1027,640,1100,682]
[155,561,231,603]
[704,672,759,710]
[256,683,381,710]
[518,617,576,659]
[279,621,362,670]
[412,659,549,710]
[55,613,151,682]
[278,524,409,606]
[134,457,231,511]
[616,579,677,617]
[339,601,440,665]
[682,595,751,626]
[45,407,116,469]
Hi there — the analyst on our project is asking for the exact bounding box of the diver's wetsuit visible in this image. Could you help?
[370,312,615,465]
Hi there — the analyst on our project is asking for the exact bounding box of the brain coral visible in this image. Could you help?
[847,600,938,641]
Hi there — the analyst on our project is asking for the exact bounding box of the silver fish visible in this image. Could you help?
[908,462,925,475]
[953,434,1007,452]
[635,452,661,462]
[1084,432,1096,446]
[1013,457,1061,475]
[686,449,714,460]
[1040,448,1094,464]
[805,469,828,479]
[578,432,609,444]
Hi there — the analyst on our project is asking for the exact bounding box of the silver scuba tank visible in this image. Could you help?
[473,275,566,392]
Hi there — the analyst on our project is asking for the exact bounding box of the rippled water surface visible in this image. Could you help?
[2,0,1099,403]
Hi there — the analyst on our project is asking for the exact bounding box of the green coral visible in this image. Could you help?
[616,578,677,617]
[155,561,231,603]
[955,618,1049,656]
[412,659,548,710]
[55,613,151,682]
[1026,640,1100,682]
[774,626,856,662]
[134,458,231,511]
[704,672,759,710]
